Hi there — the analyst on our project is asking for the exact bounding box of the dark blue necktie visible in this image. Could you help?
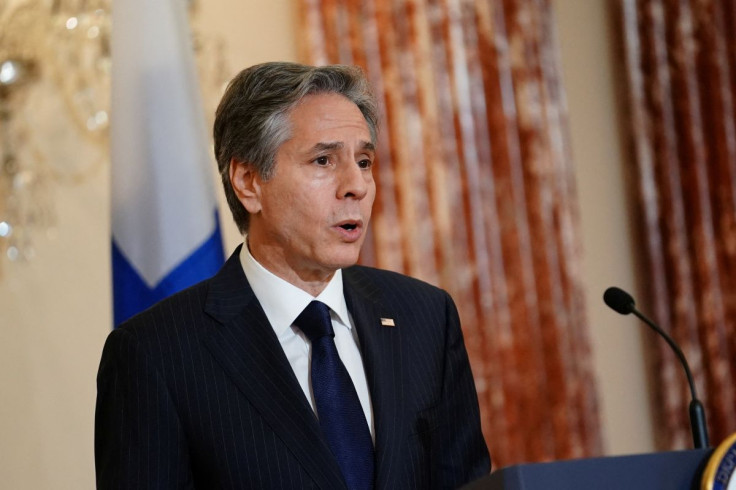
[294,301,374,489]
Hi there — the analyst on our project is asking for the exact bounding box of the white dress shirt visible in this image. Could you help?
[239,242,375,439]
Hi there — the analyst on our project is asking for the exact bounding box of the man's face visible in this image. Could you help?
[236,92,376,287]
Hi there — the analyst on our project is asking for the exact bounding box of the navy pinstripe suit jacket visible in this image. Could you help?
[95,246,490,489]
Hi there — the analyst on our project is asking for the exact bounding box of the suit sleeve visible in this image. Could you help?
[95,328,193,489]
[435,291,491,487]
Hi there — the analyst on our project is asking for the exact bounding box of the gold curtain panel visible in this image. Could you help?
[618,0,736,449]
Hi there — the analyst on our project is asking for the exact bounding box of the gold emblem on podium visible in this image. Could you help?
[702,432,736,490]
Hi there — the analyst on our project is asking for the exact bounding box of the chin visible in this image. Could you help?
[331,257,360,270]
[324,248,362,270]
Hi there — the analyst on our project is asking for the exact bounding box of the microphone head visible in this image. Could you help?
[603,287,636,315]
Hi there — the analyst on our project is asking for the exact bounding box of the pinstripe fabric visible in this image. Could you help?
[96,246,490,489]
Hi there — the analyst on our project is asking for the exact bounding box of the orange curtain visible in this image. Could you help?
[297,0,602,466]
[618,0,736,449]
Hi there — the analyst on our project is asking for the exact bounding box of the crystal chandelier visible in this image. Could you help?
[0,0,227,270]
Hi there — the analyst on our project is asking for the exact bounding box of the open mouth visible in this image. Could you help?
[334,220,362,241]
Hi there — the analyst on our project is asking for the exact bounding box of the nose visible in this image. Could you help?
[337,161,370,200]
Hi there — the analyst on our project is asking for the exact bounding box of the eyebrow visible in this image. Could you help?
[310,141,375,153]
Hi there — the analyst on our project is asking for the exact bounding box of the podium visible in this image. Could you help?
[462,449,713,490]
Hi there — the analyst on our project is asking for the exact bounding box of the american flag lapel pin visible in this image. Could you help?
[380,317,395,327]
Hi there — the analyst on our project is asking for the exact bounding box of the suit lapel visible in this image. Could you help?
[202,247,346,489]
[344,268,406,488]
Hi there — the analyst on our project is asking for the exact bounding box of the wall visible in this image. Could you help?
[0,0,653,487]
[553,0,655,455]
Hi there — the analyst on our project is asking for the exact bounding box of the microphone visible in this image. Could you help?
[603,286,709,449]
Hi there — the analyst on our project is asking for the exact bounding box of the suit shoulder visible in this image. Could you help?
[114,278,212,340]
[99,277,217,385]
[345,265,448,298]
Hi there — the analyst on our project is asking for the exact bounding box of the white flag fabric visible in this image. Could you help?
[111,0,224,326]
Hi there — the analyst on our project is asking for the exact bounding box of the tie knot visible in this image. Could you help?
[294,301,334,341]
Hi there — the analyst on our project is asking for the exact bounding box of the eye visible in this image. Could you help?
[357,158,373,169]
[314,156,329,166]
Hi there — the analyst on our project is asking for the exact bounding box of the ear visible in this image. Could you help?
[229,158,263,214]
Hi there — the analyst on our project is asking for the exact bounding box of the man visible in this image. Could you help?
[96,62,490,489]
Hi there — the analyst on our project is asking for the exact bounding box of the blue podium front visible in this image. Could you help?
[462,449,713,490]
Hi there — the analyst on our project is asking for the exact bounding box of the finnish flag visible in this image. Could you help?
[111,0,224,326]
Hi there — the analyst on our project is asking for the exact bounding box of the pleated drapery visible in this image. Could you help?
[618,0,736,449]
[298,0,602,466]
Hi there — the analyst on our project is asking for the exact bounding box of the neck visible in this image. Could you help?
[245,238,335,297]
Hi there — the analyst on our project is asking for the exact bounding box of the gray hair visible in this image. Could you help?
[213,61,379,234]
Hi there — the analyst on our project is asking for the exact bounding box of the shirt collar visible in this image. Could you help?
[239,240,351,338]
